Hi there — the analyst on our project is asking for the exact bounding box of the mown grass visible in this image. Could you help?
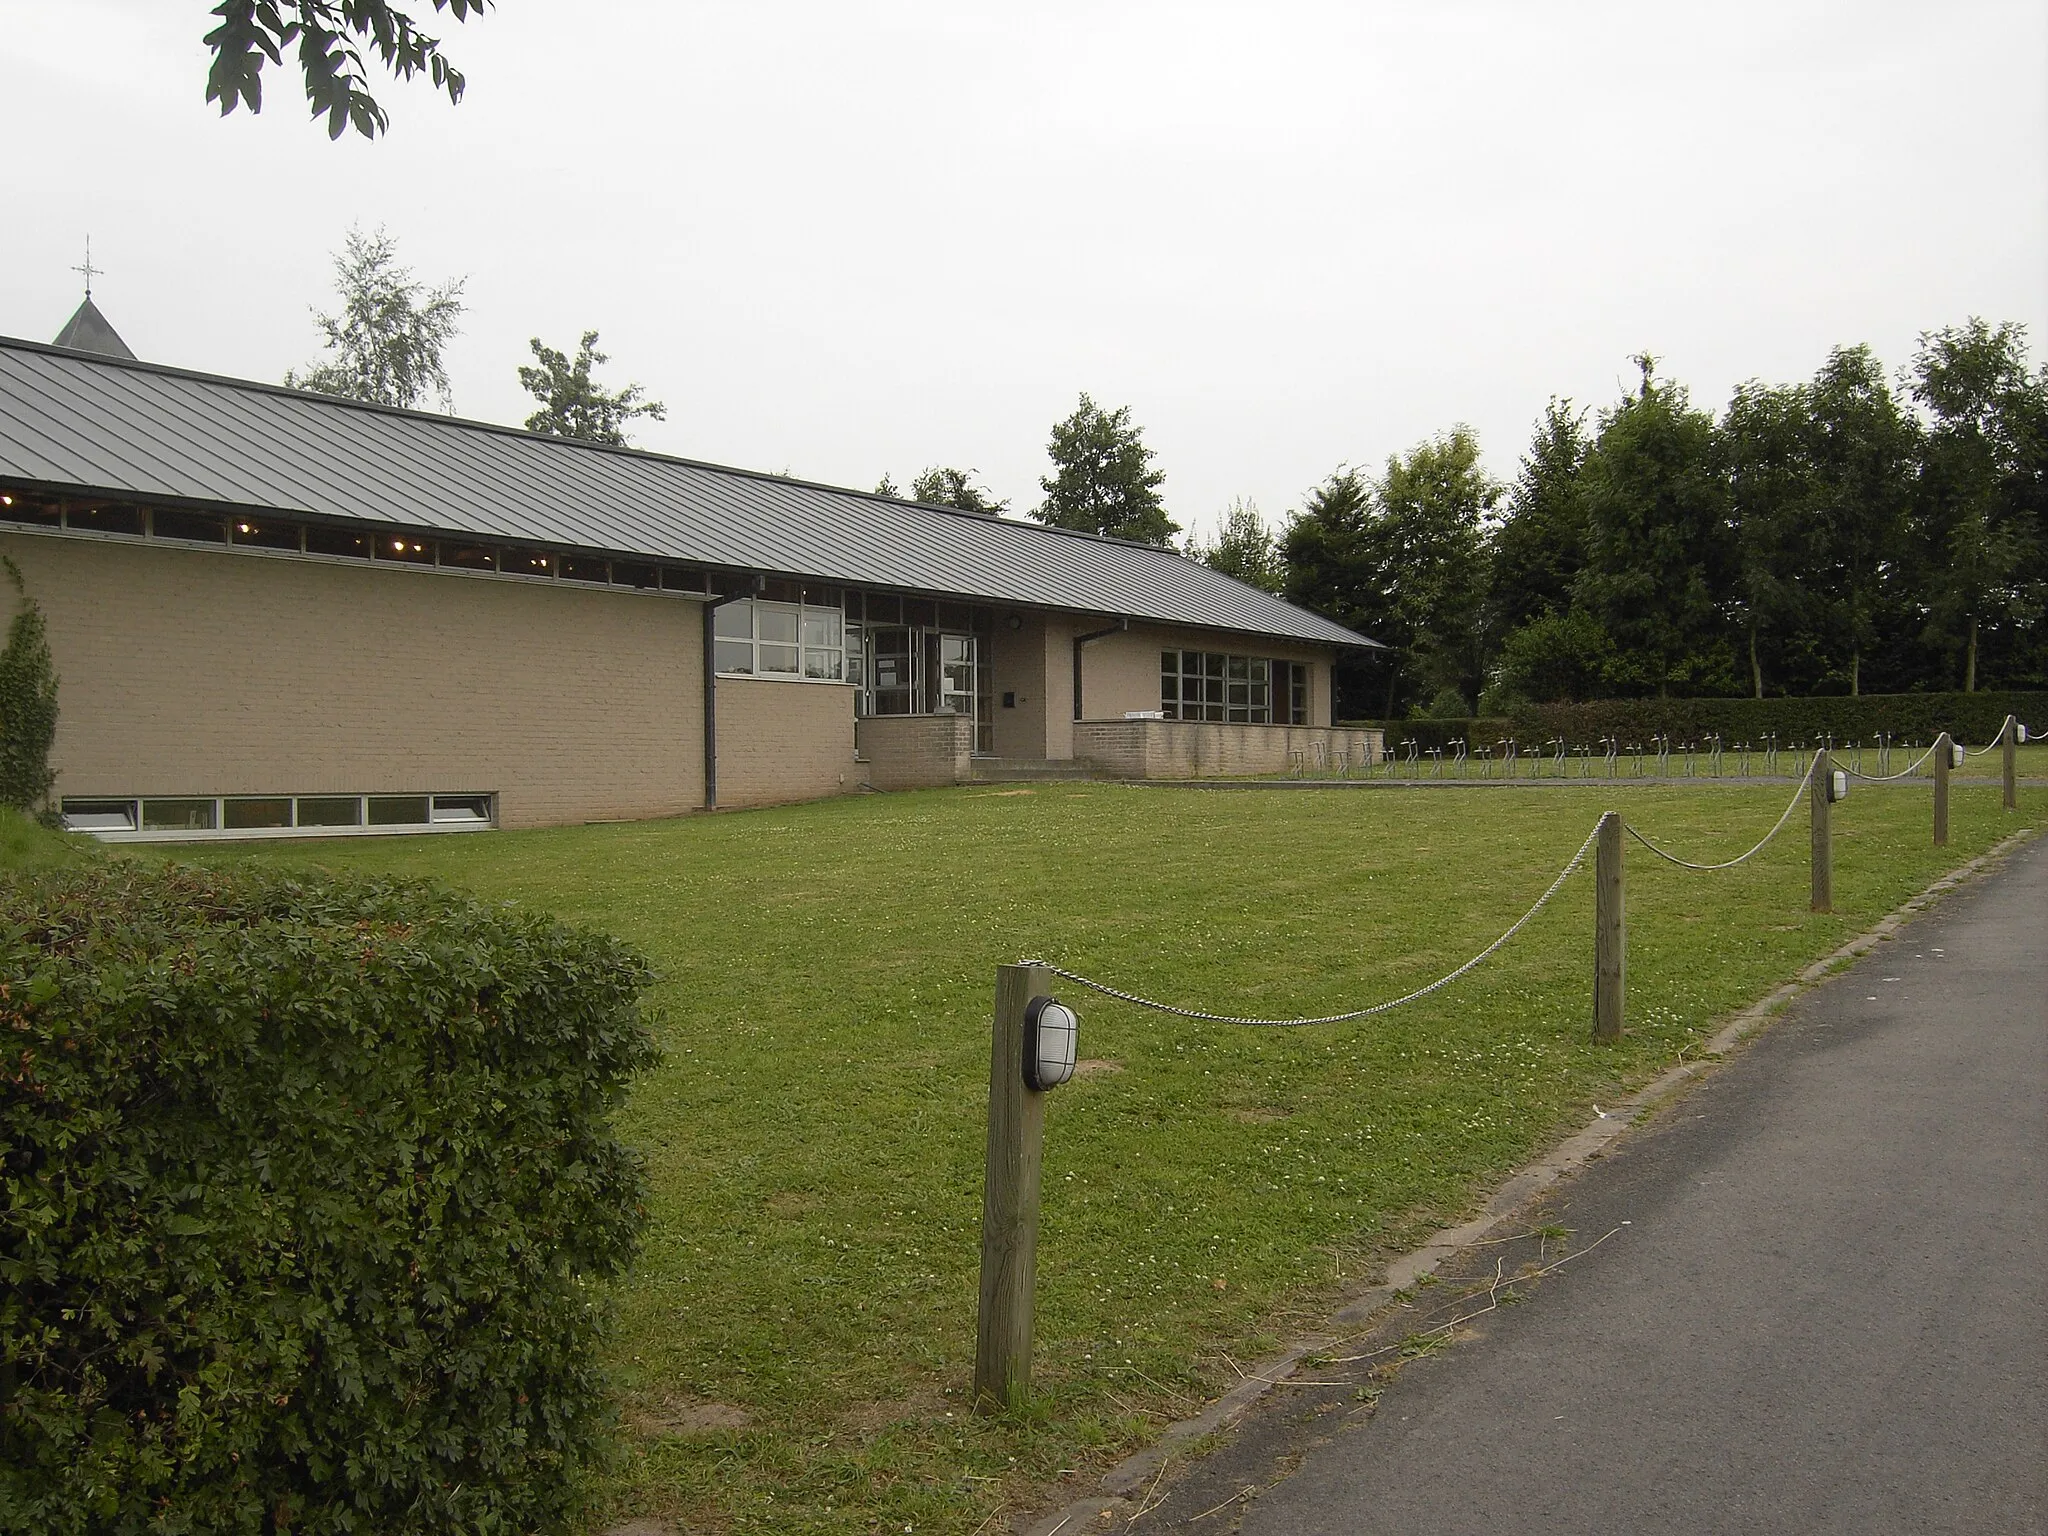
[179,779,2035,1533]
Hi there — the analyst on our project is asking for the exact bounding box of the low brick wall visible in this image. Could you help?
[856,714,975,790]
[1073,720,1384,779]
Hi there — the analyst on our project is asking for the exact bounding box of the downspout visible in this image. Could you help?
[703,578,763,810]
[1072,617,1129,721]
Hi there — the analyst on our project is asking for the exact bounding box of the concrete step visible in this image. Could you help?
[968,758,1104,782]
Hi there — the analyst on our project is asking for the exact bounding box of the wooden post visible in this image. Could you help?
[1810,747,1832,915]
[974,962,1050,1414]
[2002,716,2017,812]
[1933,731,1951,848]
[1593,811,1624,1043]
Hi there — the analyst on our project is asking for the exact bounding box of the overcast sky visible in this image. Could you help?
[5,1,2044,542]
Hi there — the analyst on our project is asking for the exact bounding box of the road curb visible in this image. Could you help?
[1018,824,2039,1536]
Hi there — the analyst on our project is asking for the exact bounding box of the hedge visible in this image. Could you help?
[1509,690,2043,748]
[1346,692,2044,752]
[0,862,659,1535]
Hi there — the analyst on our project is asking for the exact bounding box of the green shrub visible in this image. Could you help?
[1509,690,2043,747]
[0,559,60,820]
[0,862,658,1535]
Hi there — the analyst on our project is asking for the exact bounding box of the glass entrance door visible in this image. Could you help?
[867,626,917,715]
[927,631,977,718]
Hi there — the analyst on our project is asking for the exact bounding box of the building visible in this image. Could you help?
[0,329,1380,841]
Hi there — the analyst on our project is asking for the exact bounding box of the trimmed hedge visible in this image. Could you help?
[0,862,658,1535]
[1509,690,2044,747]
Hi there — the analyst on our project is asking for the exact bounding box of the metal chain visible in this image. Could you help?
[1019,819,1605,1028]
[1624,757,1815,872]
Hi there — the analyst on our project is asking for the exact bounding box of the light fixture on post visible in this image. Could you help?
[1022,996,1078,1090]
[1828,768,1849,804]
[2018,724,2030,744]
[1950,740,1966,769]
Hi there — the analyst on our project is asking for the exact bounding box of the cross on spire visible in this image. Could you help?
[73,237,101,300]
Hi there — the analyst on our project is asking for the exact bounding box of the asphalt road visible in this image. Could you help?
[1133,834,2047,1535]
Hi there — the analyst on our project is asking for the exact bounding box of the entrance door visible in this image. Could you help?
[867,626,917,714]
[928,631,977,718]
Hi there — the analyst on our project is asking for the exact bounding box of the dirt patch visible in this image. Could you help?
[1074,1058,1124,1078]
[766,1188,819,1215]
[836,1379,953,1435]
[627,1395,754,1438]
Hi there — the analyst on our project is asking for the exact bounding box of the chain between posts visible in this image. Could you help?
[1020,820,1605,1028]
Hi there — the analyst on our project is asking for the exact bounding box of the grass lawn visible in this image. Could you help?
[161,779,2036,1533]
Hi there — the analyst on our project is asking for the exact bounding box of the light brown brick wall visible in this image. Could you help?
[853,713,974,790]
[1080,622,1336,727]
[987,611,1050,760]
[1073,720,1382,778]
[1,530,706,829]
[713,676,859,808]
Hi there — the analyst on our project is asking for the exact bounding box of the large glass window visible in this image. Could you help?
[713,597,844,680]
[1162,651,1274,723]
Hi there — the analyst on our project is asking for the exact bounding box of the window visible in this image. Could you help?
[376,534,434,564]
[1162,651,1273,723]
[305,524,372,558]
[558,555,608,583]
[713,597,844,681]
[62,793,495,841]
[439,543,498,571]
[230,518,301,550]
[67,504,144,535]
[0,492,62,527]
[153,508,226,543]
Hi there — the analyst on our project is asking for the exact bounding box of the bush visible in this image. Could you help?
[0,862,659,1535]
[1509,690,2044,748]
[0,558,60,820]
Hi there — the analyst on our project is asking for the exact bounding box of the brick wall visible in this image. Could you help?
[714,676,860,807]
[854,713,975,790]
[1078,622,1337,728]
[2,530,707,829]
[1073,719,1383,779]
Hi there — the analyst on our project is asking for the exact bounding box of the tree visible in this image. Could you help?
[1186,499,1283,592]
[0,557,60,820]
[1373,427,1499,712]
[1487,398,1589,639]
[1033,394,1176,544]
[1720,377,1822,698]
[1281,468,1399,717]
[1905,319,2046,691]
[1805,345,1917,695]
[287,226,466,410]
[518,332,667,446]
[908,467,1009,515]
[203,0,487,140]
[1574,356,1735,696]
[1493,610,1614,705]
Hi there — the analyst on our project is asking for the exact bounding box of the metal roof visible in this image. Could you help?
[0,338,1375,649]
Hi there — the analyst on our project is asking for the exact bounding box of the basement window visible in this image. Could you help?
[62,792,496,841]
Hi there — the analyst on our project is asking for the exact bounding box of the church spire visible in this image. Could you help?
[53,238,136,360]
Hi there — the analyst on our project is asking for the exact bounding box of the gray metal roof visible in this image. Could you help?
[0,338,1375,649]
[51,300,136,361]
